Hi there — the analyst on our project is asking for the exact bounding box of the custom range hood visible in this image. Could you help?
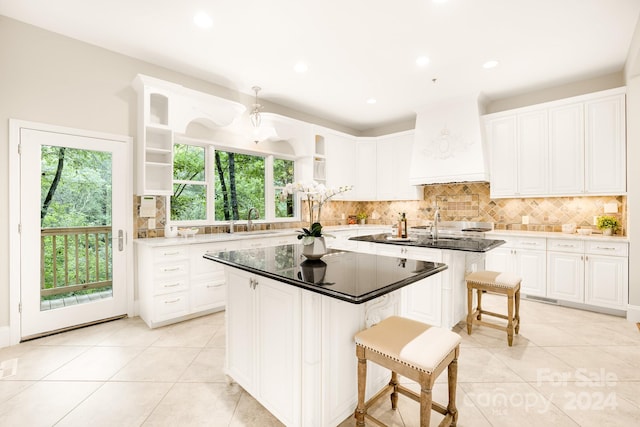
[409,94,489,185]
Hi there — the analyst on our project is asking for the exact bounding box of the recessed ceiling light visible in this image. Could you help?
[366,98,377,104]
[416,56,430,67]
[294,61,308,73]
[483,60,499,69]
[193,11,213,29]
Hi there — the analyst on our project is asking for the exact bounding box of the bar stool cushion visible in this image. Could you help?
[466,270,521,289]
[354,316,461,374]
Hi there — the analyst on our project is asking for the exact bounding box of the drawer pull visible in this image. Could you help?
[163,251,181,256]
[557,244,576,248]
[163,282,181,288]
[162,266,182,272]
[206,283,224,288]
[164,298,181,304]
[521,242,538,246]
[595,246,616,251]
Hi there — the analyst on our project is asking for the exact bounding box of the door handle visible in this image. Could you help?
[112,229,125,251]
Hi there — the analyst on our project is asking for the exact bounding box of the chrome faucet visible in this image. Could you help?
[247,207,259,231]
[433,205,441,241]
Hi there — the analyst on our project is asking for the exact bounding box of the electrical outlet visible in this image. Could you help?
[522,215,529,225]
[148,218,156,229]
[593,216,598,226]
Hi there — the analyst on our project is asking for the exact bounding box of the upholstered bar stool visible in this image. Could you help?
[465,270,521,346]
[354,316,461,427]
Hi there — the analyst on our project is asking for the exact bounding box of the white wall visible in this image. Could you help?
[0,16,351,329]
[624,16,640,315]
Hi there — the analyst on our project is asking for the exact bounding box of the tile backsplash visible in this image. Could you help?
[135,182,627,238]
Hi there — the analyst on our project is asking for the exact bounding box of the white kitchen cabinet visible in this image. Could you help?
[324,131,356,199]
[376,131,420,201]
[485,236,547,297]
[547,238,628,310]
[226,269,301,426]
[137,242,229,328]
[584,93,626,194]
[374,244,443,327]
[485,87,626,198]
[355,140,377,200]
[548,103,584,195]
[547,239,585,303]
[486,111,547,198]
[584,241,628,310]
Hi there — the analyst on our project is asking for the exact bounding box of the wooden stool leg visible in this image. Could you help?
[507,291,514,346]
[419,382,433,427]
[390,371,399,410]
[448,353,459,426]
[355,347,367,426]
[466,285,473,334]
[476,288,483,320]
[515,289,521,334]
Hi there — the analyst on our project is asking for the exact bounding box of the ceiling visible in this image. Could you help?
[1,0,640,132]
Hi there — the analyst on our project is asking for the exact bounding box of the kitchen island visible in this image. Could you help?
[204,244,448,427]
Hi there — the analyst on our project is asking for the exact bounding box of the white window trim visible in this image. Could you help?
[168,136,299,226]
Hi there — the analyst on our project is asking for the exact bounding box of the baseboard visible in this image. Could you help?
[626,304,640,323]
[0,326,11,349]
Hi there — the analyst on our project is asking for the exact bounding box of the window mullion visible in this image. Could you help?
[265,155,274,220]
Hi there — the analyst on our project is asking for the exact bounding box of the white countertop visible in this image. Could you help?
[486,229,629,243]
[133,224,391,247]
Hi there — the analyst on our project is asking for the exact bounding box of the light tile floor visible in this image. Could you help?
[0,295,638,426]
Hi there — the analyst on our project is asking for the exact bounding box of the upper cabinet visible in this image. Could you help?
[484,87,626,199]
[486,111,548,197]
[132,74,245,196]
[584,94,626,194]
[376,131,420,201]
[323,130,356,200]
[355,139,377,200]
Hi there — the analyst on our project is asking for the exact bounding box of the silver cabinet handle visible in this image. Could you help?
[163,282,181,288]
[521,242,538,246]
[206,283,224,288]
[557,244,576,248]
[164,298,181,304]
[163,266,181,272]
[163,251,181,256]
[595,246,616,251]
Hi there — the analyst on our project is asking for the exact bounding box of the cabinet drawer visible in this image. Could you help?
[154,292,189,321]
[153,246,188,261]
[154,261,188,278]
[154,277,188,295]
[585,241,628,257]
[514,237,546,250]
[547,239,584,253]
[190,243,230,276]
[191,279,226,312]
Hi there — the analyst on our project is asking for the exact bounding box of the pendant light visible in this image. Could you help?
[250,86,262,128]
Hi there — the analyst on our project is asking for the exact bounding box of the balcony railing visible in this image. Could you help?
[40,226,112,299]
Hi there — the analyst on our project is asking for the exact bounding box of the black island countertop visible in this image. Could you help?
[350,233,506,252]
[204,244,447,304]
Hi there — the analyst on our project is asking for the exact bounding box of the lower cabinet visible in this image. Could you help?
[547,239,628,310]
[226,269,301,426]
[484,236,547,297]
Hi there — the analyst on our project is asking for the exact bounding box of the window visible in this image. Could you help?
[169,137,296,224]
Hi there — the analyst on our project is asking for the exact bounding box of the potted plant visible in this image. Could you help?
[596,215,620,236]
[280,181,353,258]
[356,212,368,225]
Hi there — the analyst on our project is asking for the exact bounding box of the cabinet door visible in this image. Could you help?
[376,139,395,200]
[226,269,256,393]
[585,255,628,309]
[515,250,546,297]
[548,103,584,195]
[325,132,355,199]
[256,277,301,426]
[484,246,514,273]
[355,141,377,200]
[517,111,548,195]
[399,249,442,327]
[584,94,626,194]
[487,116,517,197]
[547,252,584,303]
